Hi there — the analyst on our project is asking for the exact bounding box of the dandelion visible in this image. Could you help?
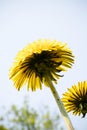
[62,81,87,118]
[9,39,74,91]
[9,39,74,130]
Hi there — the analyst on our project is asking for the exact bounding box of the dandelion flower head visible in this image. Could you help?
[9,39,74,91]
[62,81,87,117]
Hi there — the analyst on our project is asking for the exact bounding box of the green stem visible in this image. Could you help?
[46,76,74,130]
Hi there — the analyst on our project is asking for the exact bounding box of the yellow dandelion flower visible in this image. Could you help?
[62,81,87,117]
[9,39,74,91]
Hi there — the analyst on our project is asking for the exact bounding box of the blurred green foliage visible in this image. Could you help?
[0,98,63,130]
[0,125,8,130]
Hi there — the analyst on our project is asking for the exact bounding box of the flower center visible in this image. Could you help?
[35,62,48,73]
[33,52,51,78]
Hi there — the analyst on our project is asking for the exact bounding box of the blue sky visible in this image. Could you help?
[0,0,87,129]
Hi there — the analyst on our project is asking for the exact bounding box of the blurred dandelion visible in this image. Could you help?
[62,81,87,118]
[9,39,74,130]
